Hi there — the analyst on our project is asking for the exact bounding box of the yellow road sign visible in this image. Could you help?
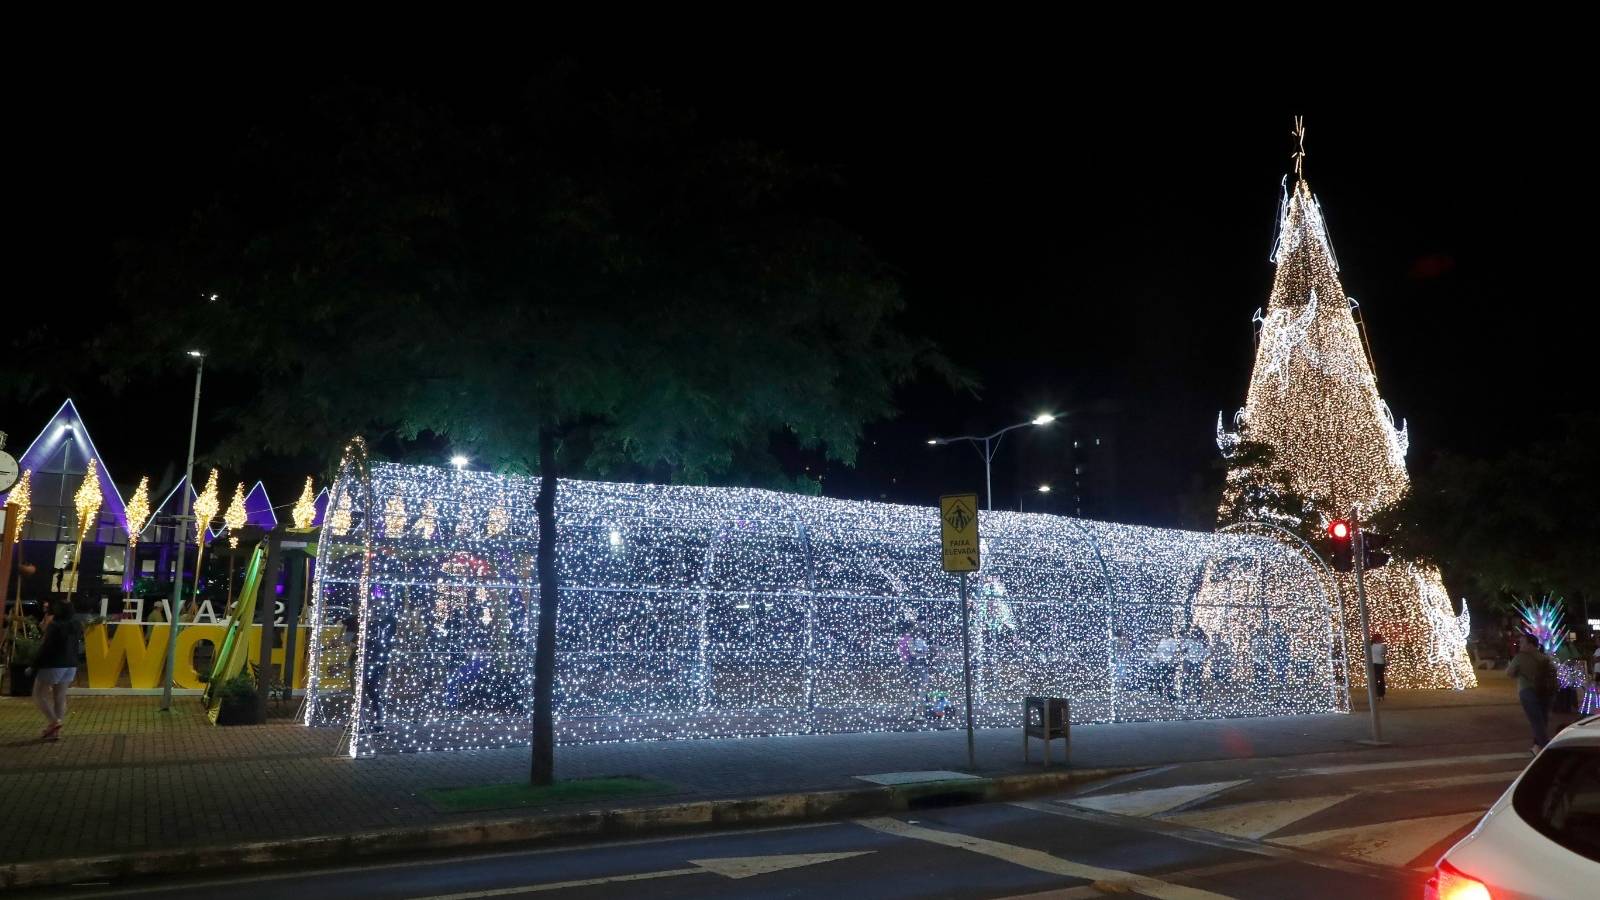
[940,493,981,572]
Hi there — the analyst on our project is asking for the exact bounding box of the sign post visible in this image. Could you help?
[1350,507,1385,745]
[940,493,981,771]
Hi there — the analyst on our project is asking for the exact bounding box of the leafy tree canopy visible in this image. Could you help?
[110,79,965,484]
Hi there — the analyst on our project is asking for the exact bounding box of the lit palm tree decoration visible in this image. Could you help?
[123,476,151,590]
[292,477,317,529]
[190,468,222,600]
[5,470,29,545]
[222,482,248,549]
[6,470,32,634]
[67,459,103,600]
[221,481,248,605]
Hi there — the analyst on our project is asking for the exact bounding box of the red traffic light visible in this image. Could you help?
[1328,519,1351,540]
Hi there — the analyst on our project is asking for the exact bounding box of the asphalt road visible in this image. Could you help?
[34,742,1533,900]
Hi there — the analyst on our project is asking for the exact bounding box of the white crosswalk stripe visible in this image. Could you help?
[1067,781,1245,817]
[1058,753,1516,870]
[1159,794,1353,840]
[1271,812,1485,867]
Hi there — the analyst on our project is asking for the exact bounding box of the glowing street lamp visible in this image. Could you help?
[927,413,1059,511]
[450,455,470,470]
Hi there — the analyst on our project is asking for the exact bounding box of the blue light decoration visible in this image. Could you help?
[1516,593,1587,691]
[304,447,1351,757]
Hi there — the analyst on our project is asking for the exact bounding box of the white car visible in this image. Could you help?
[1426,713,1600,899]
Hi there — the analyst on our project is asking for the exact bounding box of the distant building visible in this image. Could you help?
[1063,401,1119,519]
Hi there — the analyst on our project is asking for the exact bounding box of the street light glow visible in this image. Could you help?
[926,439,939,446]
[1038,484,1051,493]
[450,455,470,469]
[186,350,204,358]
[1031,413,1056,426]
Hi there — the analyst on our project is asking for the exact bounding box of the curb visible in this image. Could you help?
[0,766,1134,891]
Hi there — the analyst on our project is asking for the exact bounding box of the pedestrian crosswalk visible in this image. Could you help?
[1052,753,1526,871]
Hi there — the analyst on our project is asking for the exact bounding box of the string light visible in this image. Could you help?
[305,460,1349,756]
[292,477,318,529]
[1218,174,1475,690]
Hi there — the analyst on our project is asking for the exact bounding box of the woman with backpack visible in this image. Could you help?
[27,601,82,742]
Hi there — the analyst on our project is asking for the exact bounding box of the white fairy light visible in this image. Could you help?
[1219,174,1476,691]
[304,458,1348,757]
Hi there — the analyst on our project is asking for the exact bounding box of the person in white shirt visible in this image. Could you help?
[1370,633,1389,700]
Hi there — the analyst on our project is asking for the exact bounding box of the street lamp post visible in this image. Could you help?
[928,414,1056,511]
[161,350,205,711]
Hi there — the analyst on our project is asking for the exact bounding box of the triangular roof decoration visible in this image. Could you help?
[147,475,199,542]
[313,488,330,527]
[2,399,131,534]
[207,480,279,543]
[244,481,278,529]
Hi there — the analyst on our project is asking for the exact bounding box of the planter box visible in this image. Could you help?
[215,701,259,726]
[7,664,35,697]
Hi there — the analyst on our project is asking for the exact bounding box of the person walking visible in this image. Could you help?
[1369,633,1388,700]
[1182,627,1210,700]
[1506,633,1558,753]
[28,601,82,742]
[1156,629,1182,701]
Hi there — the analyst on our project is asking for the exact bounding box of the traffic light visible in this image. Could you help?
[1327,519,1354,572]
[1363,532,1391,570]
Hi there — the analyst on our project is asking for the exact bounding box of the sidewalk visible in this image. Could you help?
[0,681,1531,869]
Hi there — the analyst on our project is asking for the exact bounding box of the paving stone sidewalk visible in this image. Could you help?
[0,681,1534,865]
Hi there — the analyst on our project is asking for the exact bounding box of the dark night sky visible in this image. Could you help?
[8,51,1589,527]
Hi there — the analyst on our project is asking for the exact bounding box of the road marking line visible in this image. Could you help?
[997,859,1279,897]
[51,822,840,898]
[1271,812,1483,867]
[1012,801,1411,883]
[857,817,1235,900]
[1356,771,1518,793]
[1067,780,1246,817]
[1293,753,1527,776]
[407,851,873,899]
[408,866,702,898]
[1160,794,1354,839]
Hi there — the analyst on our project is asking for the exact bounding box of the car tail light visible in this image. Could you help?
[1424,860,1492,900]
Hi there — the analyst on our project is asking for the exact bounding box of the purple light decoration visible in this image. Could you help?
[312,488,330,527]
[152,475,199,541]
[2,399,131,536]
[244,481,277,529]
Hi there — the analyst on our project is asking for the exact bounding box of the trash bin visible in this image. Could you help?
[1023,696,1069,765]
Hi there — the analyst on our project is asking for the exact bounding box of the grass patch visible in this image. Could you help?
[422,776,675,813]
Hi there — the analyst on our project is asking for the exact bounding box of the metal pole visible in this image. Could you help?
[983,439,993,512]
[959,570,976,770]
[161,357,204,710]
[1352,508,1382,743]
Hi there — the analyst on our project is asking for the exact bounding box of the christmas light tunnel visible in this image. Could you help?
[306,458,1351,756]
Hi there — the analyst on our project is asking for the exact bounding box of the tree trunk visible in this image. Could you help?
[530,426,560,786]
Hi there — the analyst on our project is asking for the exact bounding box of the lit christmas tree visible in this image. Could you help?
[1218,123,1475,690]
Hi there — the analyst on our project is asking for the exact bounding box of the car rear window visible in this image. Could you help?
[1512,746,1599,862]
